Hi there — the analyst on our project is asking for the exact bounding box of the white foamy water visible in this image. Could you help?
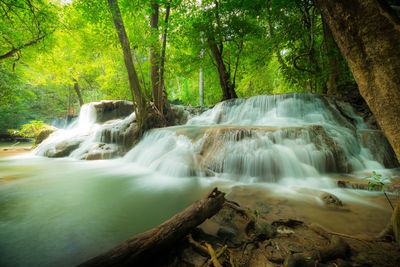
[124,94,390,181]
[34,102,136,160]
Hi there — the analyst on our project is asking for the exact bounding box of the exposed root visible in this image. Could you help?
[228,248,235,267]
[188,234,209,256]
[206,245,227,266]
[327,231,372,247]
[224,201,255,220]
[205,243,222,267]
[188,234,228,267]
[284,236,350,267]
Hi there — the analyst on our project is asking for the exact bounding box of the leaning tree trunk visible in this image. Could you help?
[209,41,237,101]
[107,0,147,128]
[72,79,84,107]
[314,0,400,163]
[78,188,226,267]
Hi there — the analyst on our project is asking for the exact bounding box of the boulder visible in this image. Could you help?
[84,143,121,160]
[97,114,137,149]
[45,139,83,158]
[168,105,210,126]
[93,100,134,123]
[35,126,58,146]
[320,192,343,208]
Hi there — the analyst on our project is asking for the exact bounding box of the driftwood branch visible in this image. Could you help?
[205,243,223,267]
[187,234,226,267]
[78,187,226,267]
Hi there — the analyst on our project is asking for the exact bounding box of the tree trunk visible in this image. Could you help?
[150,1,161,112]
[321,16,341,96]
[107,0,147,128]
[199,35,205,106]
[72,79,84,107]
[315,0,400,163]
[78,188,226,267]
[199,67,204,106]
[159,1,171,115]
[209,40,237,101]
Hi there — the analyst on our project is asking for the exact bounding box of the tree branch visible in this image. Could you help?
[292,6,317,74]
[0,34,47,60]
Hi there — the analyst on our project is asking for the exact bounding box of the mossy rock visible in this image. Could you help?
[34,127,58,147]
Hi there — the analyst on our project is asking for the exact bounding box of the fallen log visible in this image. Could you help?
[78,187,226,267]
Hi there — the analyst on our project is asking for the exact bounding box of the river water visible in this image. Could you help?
[0,94,397,266]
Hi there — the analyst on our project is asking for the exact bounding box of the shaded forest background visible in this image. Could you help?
[1,0,399,131]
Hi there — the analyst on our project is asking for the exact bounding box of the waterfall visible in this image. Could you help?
[124,94,394,181]
[34,101,135,159]
[34,93,397,182]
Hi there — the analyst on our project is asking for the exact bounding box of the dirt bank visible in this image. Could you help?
[0,143,32,158]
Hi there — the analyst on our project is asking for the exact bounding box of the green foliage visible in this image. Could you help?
[364,171,395,210]
[0,64,35,131]
[0,0,58,61]
[8,120,50,138]
[0,0,358,129]
[364,171,391,192]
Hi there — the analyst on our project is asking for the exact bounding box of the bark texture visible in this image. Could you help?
[321,16,341,96]
[78,188,226,267]
[72,79,84,107]
[159,1,171,115]
[209,39,238,101]
[107,0,147,127]
[315,0,400,163]
[150,1,161,112]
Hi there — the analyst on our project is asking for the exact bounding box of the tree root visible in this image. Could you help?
[375,198,399,245]
[284,236,350,267]
[188,234,209,256]
[223,200,255,220]
[187,234,227,267]
[205,243,223,267]
[327,231,372,247]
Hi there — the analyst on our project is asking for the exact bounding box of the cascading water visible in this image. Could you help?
[33,93,396,180]
[34,101,135,160]
[124,93,392,182]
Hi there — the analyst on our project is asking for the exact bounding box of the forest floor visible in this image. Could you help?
[83,177,400,266]
[120,174,399,267]
[0,142,32,158]
[170,185,400,267]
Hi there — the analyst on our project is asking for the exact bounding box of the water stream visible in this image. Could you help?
[0,94,397,266]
